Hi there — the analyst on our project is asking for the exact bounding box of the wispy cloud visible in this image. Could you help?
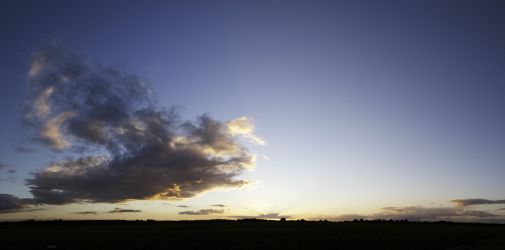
[13,146,38,154]
[211,204,226,207]
[177,205,190,208]
[229,213,291,219]
[107,208,142,213]
[374,206,496,221]
[73,211,97,215]
[227,117,266,146]
[0,162,16,179]
[0,161,9,170]
[451,199,505,207]
[179,209,224,215]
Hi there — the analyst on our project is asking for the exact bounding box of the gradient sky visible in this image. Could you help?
[1,0,505,222]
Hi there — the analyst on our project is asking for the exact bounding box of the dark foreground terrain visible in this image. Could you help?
[1,220,504,250]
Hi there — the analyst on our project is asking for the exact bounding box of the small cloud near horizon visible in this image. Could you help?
[451,199,505,207]
[312,202,504,223]
[179,209,224,215]
[73,211,97,215]
[229,213,291,220]
[107,208,142,213]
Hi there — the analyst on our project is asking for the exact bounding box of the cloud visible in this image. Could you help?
[21,42,264,206]
[373,206,497,221]
[0,161,16,183]
[177,205,190,208]
[0,161,9,170]
[317,206,500,223]
[312,199,505,223]
[179,209,224,215]
[310,214,367,222]
[451,199,505,207]
[13,146,38,154]
[227,117,266,146]
[0,194,35,213]
[0,162,16,176]
[107,208,142,213]
[211,204,226,207]
[0,177,16,183]
[0,194,24,211]
[229,213,291,219]
[256,213,291,219]
[73,211,97,215]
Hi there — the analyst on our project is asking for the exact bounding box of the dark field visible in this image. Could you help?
[1,220,504,250]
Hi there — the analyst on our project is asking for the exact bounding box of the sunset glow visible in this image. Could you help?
[1,1,505,224]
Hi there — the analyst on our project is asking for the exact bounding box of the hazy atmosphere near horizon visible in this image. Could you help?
[1,0,505,223]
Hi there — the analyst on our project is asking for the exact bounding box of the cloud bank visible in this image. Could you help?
[316,205,503,223]
[375,206,496,221]
[8,43,263,208]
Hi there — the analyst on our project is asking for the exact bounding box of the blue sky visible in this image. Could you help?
[1,0,505,221]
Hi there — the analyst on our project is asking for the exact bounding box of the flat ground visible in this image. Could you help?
[1,220,504,249]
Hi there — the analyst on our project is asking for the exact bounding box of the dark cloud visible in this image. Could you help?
[73,211,97,215]
[0,194,35,213]
[7,169,16,174]
[107,208,142,213]
[179,209,224,215]
[211,204,226,207]
[13,146,38,154]
[451,199,505,207]
[0,194,24,211]
[21,43,263,206]
[230,213,291,220]
[177,205,190,208]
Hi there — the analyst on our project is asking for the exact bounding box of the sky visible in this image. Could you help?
[1,0,505,222]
